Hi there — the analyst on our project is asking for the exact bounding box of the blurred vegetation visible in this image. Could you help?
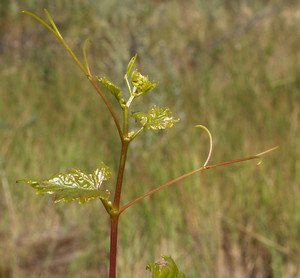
[0,0,299,277]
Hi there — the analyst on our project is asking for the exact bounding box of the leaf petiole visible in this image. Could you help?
[125,75,132,94]
[129,126,145,141]
[126,95,135,107]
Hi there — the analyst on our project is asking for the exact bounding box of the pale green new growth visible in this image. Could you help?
[17,163,111,204]
[125,54,137,78]
[97,76,123,100]
[131,70,158,96]
[82,38,92,75]
[132,106,180,130]
[146,256,186,278]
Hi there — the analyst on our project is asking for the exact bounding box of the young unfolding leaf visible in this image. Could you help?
[132,106,179,130]
[97,76,123,100]
[131,70,158,95]
[17,163,111,204]
[146,256,186,278]
[125,54,137,78]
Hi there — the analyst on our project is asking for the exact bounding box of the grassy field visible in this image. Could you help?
[1,1,299,277]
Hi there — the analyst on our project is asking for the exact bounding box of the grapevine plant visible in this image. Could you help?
[18,10,277,278]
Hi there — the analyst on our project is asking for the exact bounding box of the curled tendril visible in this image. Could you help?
[195,124,213,167]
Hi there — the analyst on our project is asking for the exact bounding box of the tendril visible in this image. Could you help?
[195,124,213,167]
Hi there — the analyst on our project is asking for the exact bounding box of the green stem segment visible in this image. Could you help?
[109,107,130,277]
[113,141,129,210]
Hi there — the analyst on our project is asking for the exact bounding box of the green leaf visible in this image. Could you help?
[131,70,158,95]
[97,76,123,100]
[17,163,111,204]
[125,54,137,78]
[146,256,186,278]
[132,106,179,130]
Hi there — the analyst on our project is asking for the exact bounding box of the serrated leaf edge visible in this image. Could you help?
[17,164,111,204]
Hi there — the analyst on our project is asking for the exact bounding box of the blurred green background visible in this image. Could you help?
[0,0,299,277]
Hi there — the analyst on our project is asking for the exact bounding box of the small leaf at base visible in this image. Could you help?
[146,256,186,278]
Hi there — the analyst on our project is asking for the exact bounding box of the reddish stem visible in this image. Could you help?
[89,78,123,140]
[109,215,119,278]
[108,140,129,277]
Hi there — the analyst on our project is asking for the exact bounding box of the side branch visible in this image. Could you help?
[89,78,123,139]
[119,146,278,214]
[22,10,123,140]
